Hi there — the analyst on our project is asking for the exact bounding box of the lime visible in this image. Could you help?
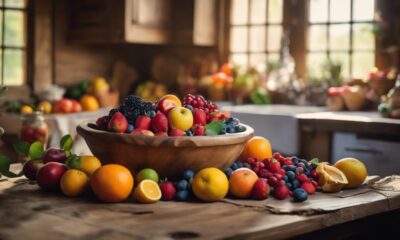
[136,168,159,184]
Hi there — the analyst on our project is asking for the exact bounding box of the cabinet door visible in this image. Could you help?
[125,0,171,44]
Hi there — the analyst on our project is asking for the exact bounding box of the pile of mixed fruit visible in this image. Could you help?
[0,132,367,204]
[95,94,245,136]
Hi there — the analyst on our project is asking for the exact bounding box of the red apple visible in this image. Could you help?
[36,162,68,191]
[131,129,155,136]
[53,99,73,114]
[43,147,68,164]
[23,160,44,180]
[71,99,82,113]
[135,115,151,130]
[168,107,193,131]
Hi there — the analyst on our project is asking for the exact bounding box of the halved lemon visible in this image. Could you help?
[133,179,161,203]
[316,162,348,193]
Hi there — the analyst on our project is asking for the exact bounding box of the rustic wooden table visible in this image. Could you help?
[1,176,400,240]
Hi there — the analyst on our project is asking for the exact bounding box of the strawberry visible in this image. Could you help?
[251,178,270,200]
[193,108,207,126]
[108,112,128,133]
[273,185,289,200]
[151,111,168,133]
[277,168,286,176]
[192,125,205,136]
[301,181,316,195]
[159,181,176,201]
[267,159,281,173]
[296,173,309,183]
[135,115,151,130]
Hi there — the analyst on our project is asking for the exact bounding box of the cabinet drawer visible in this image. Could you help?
[332,132,400,176]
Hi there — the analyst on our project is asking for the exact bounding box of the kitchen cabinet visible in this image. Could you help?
[68,0,172,44]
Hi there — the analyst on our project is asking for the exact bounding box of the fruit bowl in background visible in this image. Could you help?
[77,122,254,178]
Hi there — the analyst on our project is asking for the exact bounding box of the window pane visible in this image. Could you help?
[353,24,374,50]
[268,0,283,23]
[5,0,25,8]
[353,0,375,21]
[352,52,374,79]
[307,53,328,79]
[267,25,282,51]
[329,24,350,51]
[5,10,25,47]
[330,0,350,22]
[250,53,267,71]
[0,10,2,45]
[250,26,266,52]
[230,26,248,52]
[268,53,280,63]
[230,54,248,67]
[231,0,248,25]
[250,0,266,24]
[330,53,350,78]
[308,25,327,51]
[4,49,24,85]
[309,0,328,23]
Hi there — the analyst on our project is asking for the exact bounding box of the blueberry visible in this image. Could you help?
[185,130,193,136]
[184,105,194,112]
[287,182,293,190]
[283,175,289,182]
[282,165,288,171]
[293,188,308,202]
[303,168,310,177]
[176,179,189,191]
[126,124,135,133]
[292,157,300,165]
[242,163,251,169]
[288,165,297,172]
[224,168,233,177]
[235,160,243,168]
[149,110,156,118]
[183,170,195,180]
[231,162,239,171]
[292,179,300,189]
[175,190,190,201]
[227,117,239,126]
[226,126,235,133]
[286,171,296,181]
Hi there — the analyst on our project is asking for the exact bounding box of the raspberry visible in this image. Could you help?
[296,173,309,183]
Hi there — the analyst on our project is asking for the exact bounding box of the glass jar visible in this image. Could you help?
[20,112,49,145]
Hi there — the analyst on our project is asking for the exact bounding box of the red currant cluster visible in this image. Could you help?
[183,94,218,114]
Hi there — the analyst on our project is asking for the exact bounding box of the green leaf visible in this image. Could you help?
[205,121,224,136]
[0,155,12,174]
[66,154,80,169]
[309,158,320,165]
[13,142,30,154]
[60,134,73,152]
[29,141,44,160]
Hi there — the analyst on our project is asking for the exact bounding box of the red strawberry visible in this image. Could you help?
[169,128,185,136]
[273,185,289,200]
[268,176,279,186]
[311,180,319,188]
[301,181,316,195]
[251,178,270,200]
[108,112,128,133]
[273,152,282,159]
[267,159,281,173]
[192,125,205,136]
[151,111,168,133]
[283,159,293,166]
[277,168,286,176]
[296,173,309,183]
[159,181,176,201]
[193,108,207,126]
[274,173,283,181]
[135,115,151,130]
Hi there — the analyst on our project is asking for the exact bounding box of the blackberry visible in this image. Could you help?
[118,95,155,124]
[108,108,120,119]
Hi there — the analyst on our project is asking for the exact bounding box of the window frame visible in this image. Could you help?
[0,0,32,87]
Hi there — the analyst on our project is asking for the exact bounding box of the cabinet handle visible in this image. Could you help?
[345,147,383,155]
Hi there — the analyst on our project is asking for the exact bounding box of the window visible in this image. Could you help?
[1,0,27,86]
[229,0,284,71]
[307,0,375,79]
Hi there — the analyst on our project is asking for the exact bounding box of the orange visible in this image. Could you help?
[159,94,182,107]
[240,136,272,161]
[37,101,52,114]
[60,169,89,197]
[229,168,258,198]
[334,158,367,189]
[80,94,100,111]
[133,179,162,203]
[90,164,134,203]
[316,162,348,193]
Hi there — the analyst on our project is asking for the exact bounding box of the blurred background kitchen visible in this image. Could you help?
[0,0,399,176]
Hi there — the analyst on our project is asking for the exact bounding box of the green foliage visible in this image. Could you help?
[205,121,224,136]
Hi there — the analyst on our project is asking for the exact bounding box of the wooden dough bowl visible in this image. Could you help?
[77,122,254,178]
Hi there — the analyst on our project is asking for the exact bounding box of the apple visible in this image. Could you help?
[158,98,179,114]
[36,162,68,191]
[131,129,155,136]
[23,160,44,180]
[43,147,68,164]
[53,99,73,114]
[71,100,82,113]
[168,107,193,132]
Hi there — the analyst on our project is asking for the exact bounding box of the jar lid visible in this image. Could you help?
[21,111,45,121]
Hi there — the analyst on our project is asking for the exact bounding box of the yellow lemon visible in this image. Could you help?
[80,94,100,111]
[192,168,229,202]
[334,158,367,189]
[92,77,109,94]
[133,179,161,203]
[20,105,33,113]
[316,163,348,193]
[60,169,89,197]
[67,155,101,176]
[37,101,52,114]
